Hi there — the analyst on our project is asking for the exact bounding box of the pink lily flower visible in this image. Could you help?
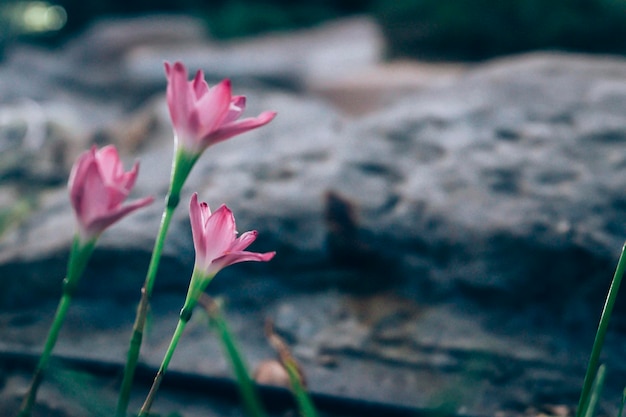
[189,193,275,278]
[69,145,154,242]
[164,61,277,155]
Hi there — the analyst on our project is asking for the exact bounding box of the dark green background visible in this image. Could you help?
[11,0,626,60]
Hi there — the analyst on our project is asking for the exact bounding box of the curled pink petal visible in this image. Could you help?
[188,194,275,277]
[192,70,209,98]
[68,145,154,241]
[229,231,258,252]
[222,96,246,124]
[85,196,154,238]
[205,111,277,146]
[164,61,276,155]
[211,251,276,273]
[231,95,246,108]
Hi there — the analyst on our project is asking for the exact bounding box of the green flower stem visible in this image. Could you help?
[18,293,72,417]
[136,267,209,417]
[576,242,626,417]
[116,203,175,417]
[200,295,267,417]
[116,149,198,417]
[17,237,95,417]
[138,315,189,417]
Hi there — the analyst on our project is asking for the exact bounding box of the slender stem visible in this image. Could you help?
[138,317,188,417]
[116,203,176,417]
[583,364,606,417]
[576,242,626,417]
[200,295,267,417]
[284,360,319,417]
[17,292,73,417]
[116,147,197,417]
[265,320,318,417]
[17,238,95,417]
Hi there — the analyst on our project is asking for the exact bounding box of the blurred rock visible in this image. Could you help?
[1,14,383,99]
[4,51,626,316]
[333,52,626,314]
[312,60,467,115]
[0,99,84,186]
[123,15,384,92]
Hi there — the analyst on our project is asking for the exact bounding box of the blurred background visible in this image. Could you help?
[3,0,626,60]
[3,1,626,417]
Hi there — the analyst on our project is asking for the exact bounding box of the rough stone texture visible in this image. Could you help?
[2,14,626,417]
[331,53,626,311]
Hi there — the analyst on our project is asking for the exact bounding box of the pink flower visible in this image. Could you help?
[165,61,277,155]
[189,193,275,277]
[69,145,154,241]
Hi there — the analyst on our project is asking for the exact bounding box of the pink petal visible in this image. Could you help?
[104,160,139,208]
[195,79,233,137]
[200,202,212,223]
[92,146,140,208]
[118,161,140,193]
[232,95,246,108]
[183,110,205,153]
[68,147,96,215]
[203,111,277,146]
[202,205,237,262]
[85,196,154,238]
[192,70,209,98]
[222,96,246,124]
[209,251,276,275]
[229,230,258,252]
[189,193,207,265]
[95,145,123,180]
[80,161,112,225]
[165,62,193,132]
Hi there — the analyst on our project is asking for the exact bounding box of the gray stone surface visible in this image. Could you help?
[329,53,626,309]
[2,14,626,417]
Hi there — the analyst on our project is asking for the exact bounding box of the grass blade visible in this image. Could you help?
[576,243,626,417]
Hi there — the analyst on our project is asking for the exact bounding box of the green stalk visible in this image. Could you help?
[18,293,73,417]
[201,296,267,417]
[137,316,189,417]
[116,149,198,417]
[265,321,318,417]
[583,364,606,417]
[115,204,175,417]
[283,360,318,417]
[17,237,95,417]
[135,268,209,416]
[576,243,626,417]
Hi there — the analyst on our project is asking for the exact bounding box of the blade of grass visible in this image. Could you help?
[283,360,318,417]
[198,294,267,417]
[576,242,626,417]
[50,368,115,417]
[266,320,319,417]
[583,364,606,417]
